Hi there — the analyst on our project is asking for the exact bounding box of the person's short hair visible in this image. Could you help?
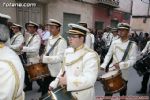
[78,34,86,43]
[145,33,149,37]
[0,13,11,43]
[0,24,10,43]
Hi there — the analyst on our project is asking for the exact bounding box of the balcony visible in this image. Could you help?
[97,0,119,8]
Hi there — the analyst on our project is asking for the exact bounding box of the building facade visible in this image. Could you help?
[131,0,150,33]
[94,0,132,30]
[0,0,132,35]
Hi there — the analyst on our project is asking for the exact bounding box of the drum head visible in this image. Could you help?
[101,70,118,78]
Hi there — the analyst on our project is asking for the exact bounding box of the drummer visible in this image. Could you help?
[0,13,25,100]
[40,19,67,96]
[10,23,24,63]
[19,21,41,91]
[137,40,150,94]
[100,23,138,96]
[49,23,100,100]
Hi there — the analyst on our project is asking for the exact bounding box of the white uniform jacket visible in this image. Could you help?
[22,33,41,64]
[85,32,93,49]
[42,35,67,77]
[50,45,100,100]
[0,46,25,100]
[90,33,95,49]
[10,32,24,55]
[101,39,138,80]
[142,41,150,54]
[112,35,119,42]
[102,32,113,47]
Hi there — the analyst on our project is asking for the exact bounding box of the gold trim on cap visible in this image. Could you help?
[47,22,60,26]
[118,27,129,30]
[68,30,85,35]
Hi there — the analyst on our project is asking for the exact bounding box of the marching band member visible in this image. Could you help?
[137,40,150,94]
[10,23,24,63]
[141,40,150,55]
[0,13,25,100]
[49,23,99,100]
[20,21,41,91]
[111,27,119,42]
[40,19,67,96]
[102,26,113,48]
[101,26,113,60]
[79,23,93,49]
[100,23,138,96]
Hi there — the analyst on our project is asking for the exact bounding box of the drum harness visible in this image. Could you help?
[11,33,22,45]
[45,38,61,56]
[42,47,95,100]
[106,41,133,72]
[21,34,36,64]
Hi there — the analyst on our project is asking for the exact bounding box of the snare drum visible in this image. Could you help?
[133,53,150,76]
[26,63,50,81]
[39,87,77,100]
[100,70,125,94]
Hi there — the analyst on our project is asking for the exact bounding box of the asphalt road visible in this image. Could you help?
[25,66,150,100]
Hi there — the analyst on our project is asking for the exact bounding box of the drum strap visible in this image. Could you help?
[26,34,36,46]
[46,38,61,56]
[121,41,132,61]
[0,60,20,100]
[106,41,132,72]
[11,34,21,45]
[72,86,93,92]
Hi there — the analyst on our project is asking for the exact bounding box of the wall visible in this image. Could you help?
[94,5,130,29]
[115,0,132,13]
[132,0,149,16]
[94,5,110,27]
[131,0,150,32]
[131,18,150,32]
[47,0,94,29]
[0,0,17,22]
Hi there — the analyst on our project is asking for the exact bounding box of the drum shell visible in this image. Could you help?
[39,87,77,100]
[26,63,50,81]
[100,71,125,94]
[133,54,150,76]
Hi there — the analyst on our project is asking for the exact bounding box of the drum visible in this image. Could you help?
[39,87,77,100]
[26,63,50,81]
[133,53,150,76]
[99,70,125,94]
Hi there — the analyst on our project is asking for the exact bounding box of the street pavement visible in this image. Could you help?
[25,66,150,100]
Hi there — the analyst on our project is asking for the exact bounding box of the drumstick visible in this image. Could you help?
[61,71,66,77]
[61,71,66,88]
[108,61,121,70]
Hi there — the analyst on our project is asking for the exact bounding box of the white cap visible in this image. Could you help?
[0,13,11,19]
[11,23,22,28]
[67,23,89,35]
[47,19,62,27]
[25,21,39,28]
